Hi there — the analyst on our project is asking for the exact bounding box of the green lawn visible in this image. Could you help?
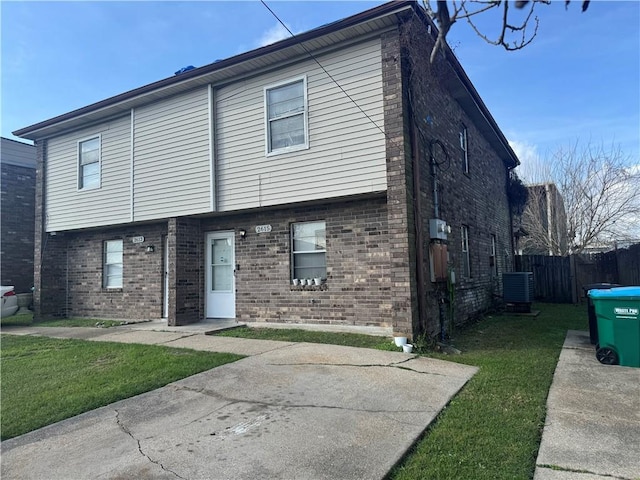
[217,303,588,480]
[1,312,126,328]
[0,335,243,440]
[216,326,398,350]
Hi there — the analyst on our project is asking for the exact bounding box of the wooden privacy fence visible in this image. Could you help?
[515,255,572,303]
[515,243,640,304]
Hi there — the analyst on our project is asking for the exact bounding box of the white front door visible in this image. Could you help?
[205,231,235,318]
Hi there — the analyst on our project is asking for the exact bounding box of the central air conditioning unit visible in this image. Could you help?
[503,272,534,312]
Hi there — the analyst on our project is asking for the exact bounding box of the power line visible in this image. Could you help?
[259,0,388,139]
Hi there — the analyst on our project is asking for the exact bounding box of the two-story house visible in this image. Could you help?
[14,1,518,339]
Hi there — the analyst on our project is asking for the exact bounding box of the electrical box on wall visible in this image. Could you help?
[429,219,450,241]
[429,243,448,282]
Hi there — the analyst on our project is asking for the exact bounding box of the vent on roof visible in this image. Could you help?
[174,65,196,75]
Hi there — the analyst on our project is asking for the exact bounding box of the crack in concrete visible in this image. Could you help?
[114,409,186,480]
[265,360,452,377]
[185,401,238,426]
[174,385,433,416]
[158,333,200,345]
[536,464,634,480]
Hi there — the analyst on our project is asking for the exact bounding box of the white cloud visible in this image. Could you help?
[257,24,292,47]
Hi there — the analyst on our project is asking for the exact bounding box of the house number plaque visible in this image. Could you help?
[255,225,272,234]
[131,236,145,244]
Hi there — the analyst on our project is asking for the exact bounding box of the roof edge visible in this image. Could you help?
[409,6,519,168]
[13,0,415,138]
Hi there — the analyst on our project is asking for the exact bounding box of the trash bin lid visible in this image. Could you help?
[588,286,640,300]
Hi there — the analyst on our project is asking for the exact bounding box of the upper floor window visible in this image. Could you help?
[265,77,308,154]
[78,136,100,190]
[104,239,123,288]
[461,225,471,278]
[459,125,469,174]
[291,221,326,281]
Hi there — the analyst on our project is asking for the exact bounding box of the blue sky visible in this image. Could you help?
[2,1,639,176]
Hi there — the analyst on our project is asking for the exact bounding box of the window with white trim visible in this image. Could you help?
[104,240,123,288]
[291,221,326,280]
[490,234,498,275]
[460,125,469,174]
[265,77,308,154]
[79,136,100,189]
[461,225,470,278]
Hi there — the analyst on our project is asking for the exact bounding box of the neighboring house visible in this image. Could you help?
[14,1,518,339]
[519,183,568,256]
[1,137,36,293]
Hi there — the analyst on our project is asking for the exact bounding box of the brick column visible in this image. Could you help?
[33,139,67,320]
[168,217,202,325]
[382,30,418,337]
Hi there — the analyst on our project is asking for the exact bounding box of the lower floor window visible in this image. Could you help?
[461,225,470,278]
[291,221,326,280]
[104,240,123,288]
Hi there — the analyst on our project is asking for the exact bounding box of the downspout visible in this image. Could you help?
[410,116,427,334]
[545,183,553,255]
[430,144,440,218]
[507,167,516,269]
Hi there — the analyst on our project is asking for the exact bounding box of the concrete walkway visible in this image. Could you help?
[1,325,476,480]
[3,326,638,479]
[534,330,640,480]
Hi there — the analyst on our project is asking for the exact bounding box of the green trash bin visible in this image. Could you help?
[588,286,640,367]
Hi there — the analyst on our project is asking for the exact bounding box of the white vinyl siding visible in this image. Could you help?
[103,239,123,288]
[0,138,36,168]
[133,87,211,220]
[46,116,132,232]
[216,37,386,211]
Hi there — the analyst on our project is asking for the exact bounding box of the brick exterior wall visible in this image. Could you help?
[168,217,202,325]
[1,162,36,293]
[399,15,514,337]
[381,29,417,337]
[200,196,392,327]
[36,220,166,320]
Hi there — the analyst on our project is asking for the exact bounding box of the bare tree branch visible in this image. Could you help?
[518,142,640,253]
[423,0,589,61]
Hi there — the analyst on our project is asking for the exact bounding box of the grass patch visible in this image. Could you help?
[36,318,127,328]
[0,335,243,440]
[216,326,398,350]
[1,312,34,327]
[1,313,127,328]
[219,304,588,480]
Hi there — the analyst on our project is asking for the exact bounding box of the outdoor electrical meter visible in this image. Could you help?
[429,219,450,241]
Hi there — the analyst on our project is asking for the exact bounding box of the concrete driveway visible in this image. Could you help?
[534,330,640,480]
[1,331,477,480]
